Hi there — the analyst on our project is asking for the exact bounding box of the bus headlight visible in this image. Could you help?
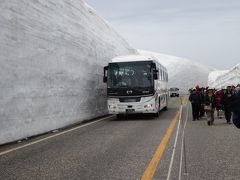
[109,105,117,109]
[144,104,152,108]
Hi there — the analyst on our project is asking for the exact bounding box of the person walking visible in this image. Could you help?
[199,87,206,118]
[189,88,200,121]
[230,86,240,128]
[215,89,223,118]
[204,88,215,126]
[222,86,233,124]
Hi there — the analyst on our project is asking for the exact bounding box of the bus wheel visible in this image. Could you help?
[154,102,160,117]
[163,95,168,111]
[117,114,124,119]
[154,111,159,117]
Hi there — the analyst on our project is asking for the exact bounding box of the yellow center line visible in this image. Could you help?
[141,111,180,180]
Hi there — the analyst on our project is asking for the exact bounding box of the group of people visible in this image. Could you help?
[188,84,240,127]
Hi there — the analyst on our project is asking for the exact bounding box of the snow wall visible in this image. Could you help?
[0,0,136,145]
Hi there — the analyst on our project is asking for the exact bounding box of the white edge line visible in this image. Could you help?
[0,115,114,156]
[179,102,189,180]
[166,105,183,180]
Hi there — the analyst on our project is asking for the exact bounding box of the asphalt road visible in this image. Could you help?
[0,96,240,180]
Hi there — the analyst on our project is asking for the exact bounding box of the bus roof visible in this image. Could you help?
[111,55,155,62]
[111,55,167,72]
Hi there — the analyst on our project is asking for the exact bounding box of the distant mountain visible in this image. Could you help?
[138,50,212,93]
[208,64,240,88]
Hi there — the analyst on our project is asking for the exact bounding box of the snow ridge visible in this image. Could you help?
[208,63,240,88]
[138,50,212,93]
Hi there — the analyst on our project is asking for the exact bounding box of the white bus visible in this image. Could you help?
[103,55,168,117]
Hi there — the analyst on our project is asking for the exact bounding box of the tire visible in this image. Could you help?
[154,98,160,117]
[154,111,159,117]
[163,95,168,111]
[117,114,124,119]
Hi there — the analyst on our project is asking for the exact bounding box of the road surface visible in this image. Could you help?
[0,96,239,180]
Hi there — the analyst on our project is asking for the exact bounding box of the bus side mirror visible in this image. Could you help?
[153,69,158,80]
[103,66,108,83]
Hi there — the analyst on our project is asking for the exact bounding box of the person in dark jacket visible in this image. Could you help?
[199,87,205,118]
[189,88,200,121]
[204,88,215,125]
[229,87,240,128]
[222,86,233,124]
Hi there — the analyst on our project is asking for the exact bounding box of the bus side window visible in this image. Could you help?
[159,69,161,80]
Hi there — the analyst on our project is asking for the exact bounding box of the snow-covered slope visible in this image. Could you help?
[208,70,228,87]
[0,0,136,144]
[138,50,212,93]
[208,64,240,88]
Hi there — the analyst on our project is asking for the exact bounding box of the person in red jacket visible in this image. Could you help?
[215,89,223,118]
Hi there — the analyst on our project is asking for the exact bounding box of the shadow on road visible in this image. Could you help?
[110,110,170,121]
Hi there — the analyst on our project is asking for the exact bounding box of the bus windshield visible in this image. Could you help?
[108,61,153,88]
[170,88,179,91]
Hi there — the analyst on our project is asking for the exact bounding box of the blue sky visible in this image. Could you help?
[86,0,240,69]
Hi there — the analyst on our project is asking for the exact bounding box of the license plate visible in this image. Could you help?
[126,109,135,113]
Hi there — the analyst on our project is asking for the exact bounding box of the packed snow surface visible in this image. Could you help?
[138,50,212,93]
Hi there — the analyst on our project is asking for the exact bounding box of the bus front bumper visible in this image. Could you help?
[107,97,157,114]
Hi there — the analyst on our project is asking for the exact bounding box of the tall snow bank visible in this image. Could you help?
[138,50,212,93]
[208,64,240,88]
[0,0,136,144]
